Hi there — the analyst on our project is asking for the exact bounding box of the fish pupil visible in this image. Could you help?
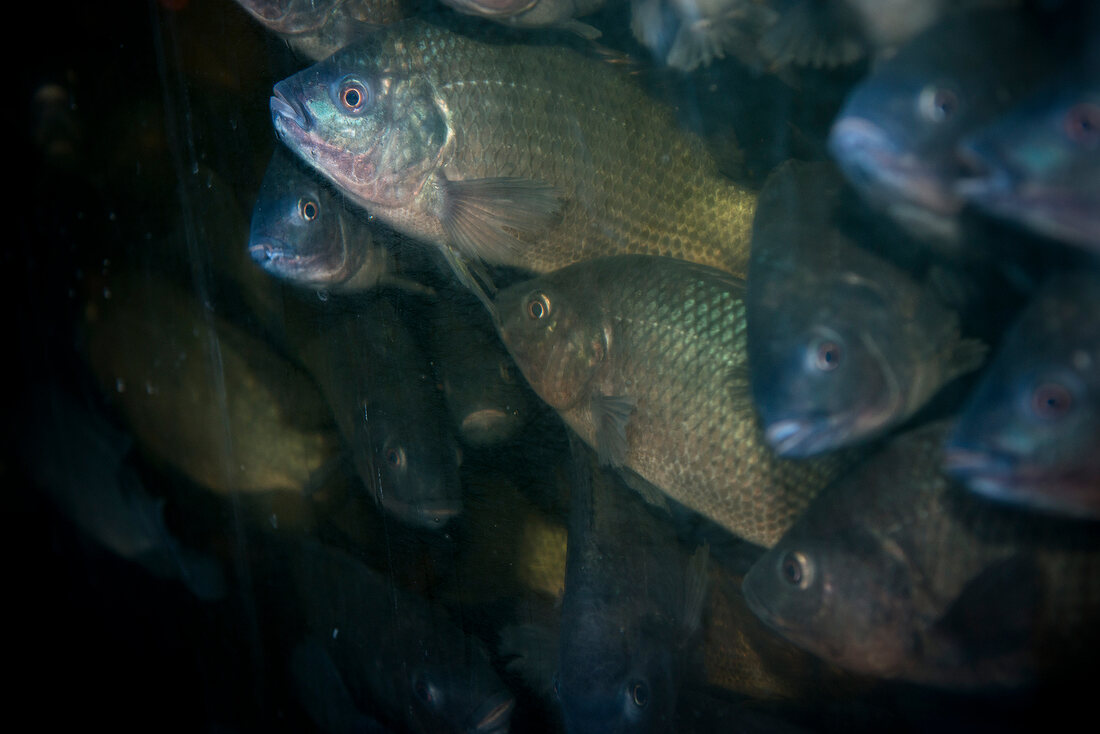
[814,341,842,371]
[919,85,958,123]
[527,293,551,320]
[299,198,319,221]
[1064,103,1100,146]
[781,552,803,585]
[631,681,649,708]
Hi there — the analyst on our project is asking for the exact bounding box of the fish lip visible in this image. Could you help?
[764,416,847,458]
[467,691,515,734]
[829,116,963,215]
[459,408,517,444]
[445,0,538,18]
[271,83,312,135]
[379,492,463,528]
[249,240,335,282]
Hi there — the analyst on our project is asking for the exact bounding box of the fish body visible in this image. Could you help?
[233,0,416,61]
[440,0,606,39]
[283,293,464,528]
[555,447,708,734]
[270,20,756,288]
[494,255,851,547]
[84,274,339,496]
[258,534,515,734]
[957,68,1100,251]
[248,147,425,293]
[748,160,985,457]
[944,272,1100,519]
[428,291,534,446]
[828,8,1057,240]
[743,421,1100,689]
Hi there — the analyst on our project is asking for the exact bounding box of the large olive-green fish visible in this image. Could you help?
[84,273,340,496]
[270,19,757,295]
[494,255,854,548]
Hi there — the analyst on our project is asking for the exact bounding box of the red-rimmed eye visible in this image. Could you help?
[1064,102,1100,147]
[386,446,406,469]
[298,197,319,222]
[1031,382,1073,419]
[337,77,371,114]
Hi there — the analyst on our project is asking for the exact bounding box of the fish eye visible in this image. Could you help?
[499,360,515,384]
[526,292,551,320]
[630,681,650,708]
[413,675,435,705]
[918,85,958,123]
[1031,382,1073,419]
[780,551,813,589]
[386,445,407,469]
[336,76,372,114]
[1064,103,1100,147]
[298,197,319,222]
[812,339,842,372]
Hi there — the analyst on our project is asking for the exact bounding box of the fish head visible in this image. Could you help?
[742,522,918,678]
[557,616,678,734]
[753,272,909,456]
[233,0,341,34]
[495,278,607,412]
[944,282,1100,518]
[405,649,516,734]
[439,352,531,447]
[271,43,448,212]
[249,149,368,287]
[353,392,464,529]
[956,78,1100,246]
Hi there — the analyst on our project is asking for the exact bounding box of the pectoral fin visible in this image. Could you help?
[439,176,561,266]
[591,393,636,467]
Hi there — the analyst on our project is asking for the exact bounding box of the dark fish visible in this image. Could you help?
[12,382,226,601]
[748,161,986,457]
[956,69,1100,251]
[283,293,464,528]
[428,291,534,447]
[440,0,605,39]
[248,147,432,294]
[83,274,340,496]
[944,272,1100,519]
[257,533,515,734]
[505,444,709,734]
[270,19,757,297]
[742,421,1100,689]
[231,0,416,61]
[494,255,852,548]
[828,8,1057,240]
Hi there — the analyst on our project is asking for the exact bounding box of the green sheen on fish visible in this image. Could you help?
[270,19,757,290]
[495,255,853,547]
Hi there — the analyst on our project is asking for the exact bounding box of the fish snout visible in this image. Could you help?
[271,82,312,134]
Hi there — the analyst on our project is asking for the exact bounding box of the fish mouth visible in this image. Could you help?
[249,239,346,284]
[764,417,848,458]
[378,492,463,528]
[740,572,788,633]
[467,691,515,734]
[271,83,313,138]
[829,116,963,215]
[460,408,519,446]
[445,0,538,18]
[941,446,1018,498]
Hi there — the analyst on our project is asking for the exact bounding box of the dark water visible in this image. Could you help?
[13,1,1098,732]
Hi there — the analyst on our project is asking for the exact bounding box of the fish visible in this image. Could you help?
[280,292,464,528]
[747,160,986,457]
[439,0,606,40]
[231,0,416,62]
[944,271,1100,520]
[956,68,1100,252]
[254,532,516,734]
[828,7,1058,242]
[629,0,780,72]
[494,254,854,548]
[503,443,709,734]
[83,273,341,497]
[270,19,757,299]
[742,421,1100,690]
[248,147,434,294]
[11,381,227,602]
[427,289,535,447]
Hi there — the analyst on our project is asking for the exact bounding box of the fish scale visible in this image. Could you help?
[272,19,757,282]
[496,255,853,547]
